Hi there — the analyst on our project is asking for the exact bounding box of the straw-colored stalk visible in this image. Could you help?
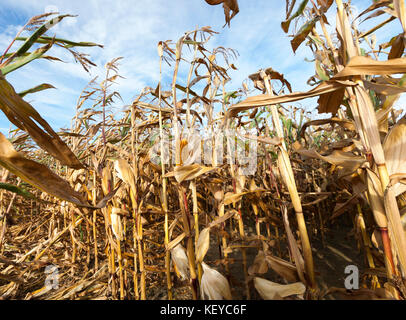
[356,203,380,289]
[172,36,198,299]
[191,181,203,283]
[180,185,198,299]
[130,110,142,300]
[157,42,173,300]
[262,73,316,289]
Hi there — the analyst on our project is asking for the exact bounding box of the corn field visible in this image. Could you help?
[1,0,406,300]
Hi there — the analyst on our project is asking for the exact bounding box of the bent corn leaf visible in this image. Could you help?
[0,132,88,206]
[0,73,84,169]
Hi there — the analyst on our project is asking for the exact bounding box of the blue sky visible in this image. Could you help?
[0,0,404,134]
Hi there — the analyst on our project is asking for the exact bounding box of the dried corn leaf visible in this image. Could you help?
[281,205,306,284]
[204,0,239,26]
[0,73,83,169]
[0,132,87,206]
[334,56,406,78]
[265,254,300,283]
[227,80,356,117]
[293,141,366,173]
[248,250,268,275]
[254,277,306,300]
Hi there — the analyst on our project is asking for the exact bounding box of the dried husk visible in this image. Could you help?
[366,169,388,228]
[196,227,210,263]
[200,262,232,300]
[170,244,189,280]
[383,117,406,196]
[254,277,306,300]
[110,207,124,241]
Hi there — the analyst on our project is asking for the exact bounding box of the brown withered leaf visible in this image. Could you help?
[0,132,88,206]
[291,17,319,53]
[388,33,405,59]
[248,250,269,275]
[317,87,345,114]
[333,56,406,78]
[0,72,83,169]
[299,117,355,139]
[227,80,356,117]
[281,205,306,285]
[204,0,239,26]
[363,80,406,96]
[249,68,292,93]
[293,141,366,173]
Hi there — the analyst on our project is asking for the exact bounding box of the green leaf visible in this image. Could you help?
[315,60,330,81]
[10,15,74,60]
[1,42,53,75]
[0,182,35,199]
[281,0,309,33]
[15,36,103,49]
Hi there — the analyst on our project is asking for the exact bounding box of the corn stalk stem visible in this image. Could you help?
[262,74,316,289]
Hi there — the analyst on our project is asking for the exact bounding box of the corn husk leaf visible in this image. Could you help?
[384,117,406,196]
[201,262,232,300]
[196,227,210,263]
[254,277,306,300]
[171,244,189,280]
[110,208,124,241]
[366,168,387,228]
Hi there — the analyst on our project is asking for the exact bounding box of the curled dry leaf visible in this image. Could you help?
[248,250,268,275]
[201,262,232,300]
[204,0,239,26]
[254,277,306,300]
